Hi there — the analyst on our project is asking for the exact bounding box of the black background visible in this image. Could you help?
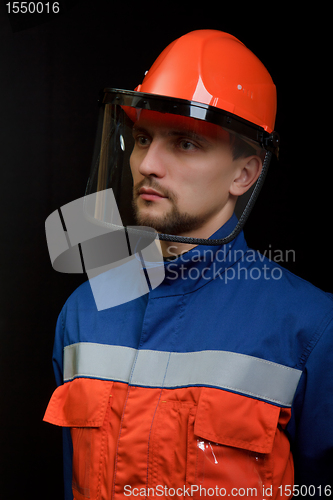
[0,2,331,498]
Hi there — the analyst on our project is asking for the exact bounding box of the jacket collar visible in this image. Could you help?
[150,214,249,297]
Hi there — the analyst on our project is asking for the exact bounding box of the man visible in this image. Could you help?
[44,30,333,499]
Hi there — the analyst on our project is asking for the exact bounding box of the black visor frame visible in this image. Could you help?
[102,88,280,157]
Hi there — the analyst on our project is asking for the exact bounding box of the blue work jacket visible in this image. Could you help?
[45,215,333,499]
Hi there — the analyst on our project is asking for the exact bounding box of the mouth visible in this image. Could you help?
[138,187,168,201]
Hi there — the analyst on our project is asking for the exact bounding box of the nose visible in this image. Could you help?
[136,139,167,178]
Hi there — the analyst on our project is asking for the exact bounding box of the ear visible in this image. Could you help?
[229,156,262,196]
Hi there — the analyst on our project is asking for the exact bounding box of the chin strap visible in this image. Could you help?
[157,151,273,246]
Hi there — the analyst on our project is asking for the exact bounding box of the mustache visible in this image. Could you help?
[133,178,176,201]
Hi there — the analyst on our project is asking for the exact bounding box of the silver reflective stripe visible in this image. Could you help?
[64,343,137,384]
[63,342,302,407]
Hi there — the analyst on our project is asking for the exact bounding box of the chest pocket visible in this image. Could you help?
[148,388,292,499]
[190,388,292,499]
[44,378,113,500]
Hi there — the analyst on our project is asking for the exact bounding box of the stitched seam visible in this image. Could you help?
[297,307,333,369]
[112,385,131,500]
[145,352,172,498]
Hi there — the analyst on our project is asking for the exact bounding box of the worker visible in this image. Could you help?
[44,30,333,499]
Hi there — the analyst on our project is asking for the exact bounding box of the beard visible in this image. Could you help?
[132,178,207,235]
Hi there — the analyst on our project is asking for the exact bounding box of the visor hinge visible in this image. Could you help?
[261,131,280,159]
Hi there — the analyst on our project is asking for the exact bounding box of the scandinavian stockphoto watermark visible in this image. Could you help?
[165,245,296,283]
[45,188,296,309]
[45,189,165,311]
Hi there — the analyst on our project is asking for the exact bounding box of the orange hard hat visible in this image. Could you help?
[135,30,276,133]
[89,30,279,247]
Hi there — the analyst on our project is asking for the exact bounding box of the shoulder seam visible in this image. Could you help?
[297,306,333,369]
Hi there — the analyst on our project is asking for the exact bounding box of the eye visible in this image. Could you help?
[132,131,151,148]
[136,135,151,147]
[178,139,198,151]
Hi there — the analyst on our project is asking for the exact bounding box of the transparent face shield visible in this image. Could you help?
[45,89,278,310]
[85,89,280,246]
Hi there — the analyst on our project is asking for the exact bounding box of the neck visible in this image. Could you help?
[159,206,235,258]
[160,240,197,259]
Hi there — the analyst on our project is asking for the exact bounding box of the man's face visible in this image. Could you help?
[129,111,244,237]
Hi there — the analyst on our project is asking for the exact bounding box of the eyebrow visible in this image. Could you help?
[132,125,209,144]
[132,125,149,136]
[168,130,209,143]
